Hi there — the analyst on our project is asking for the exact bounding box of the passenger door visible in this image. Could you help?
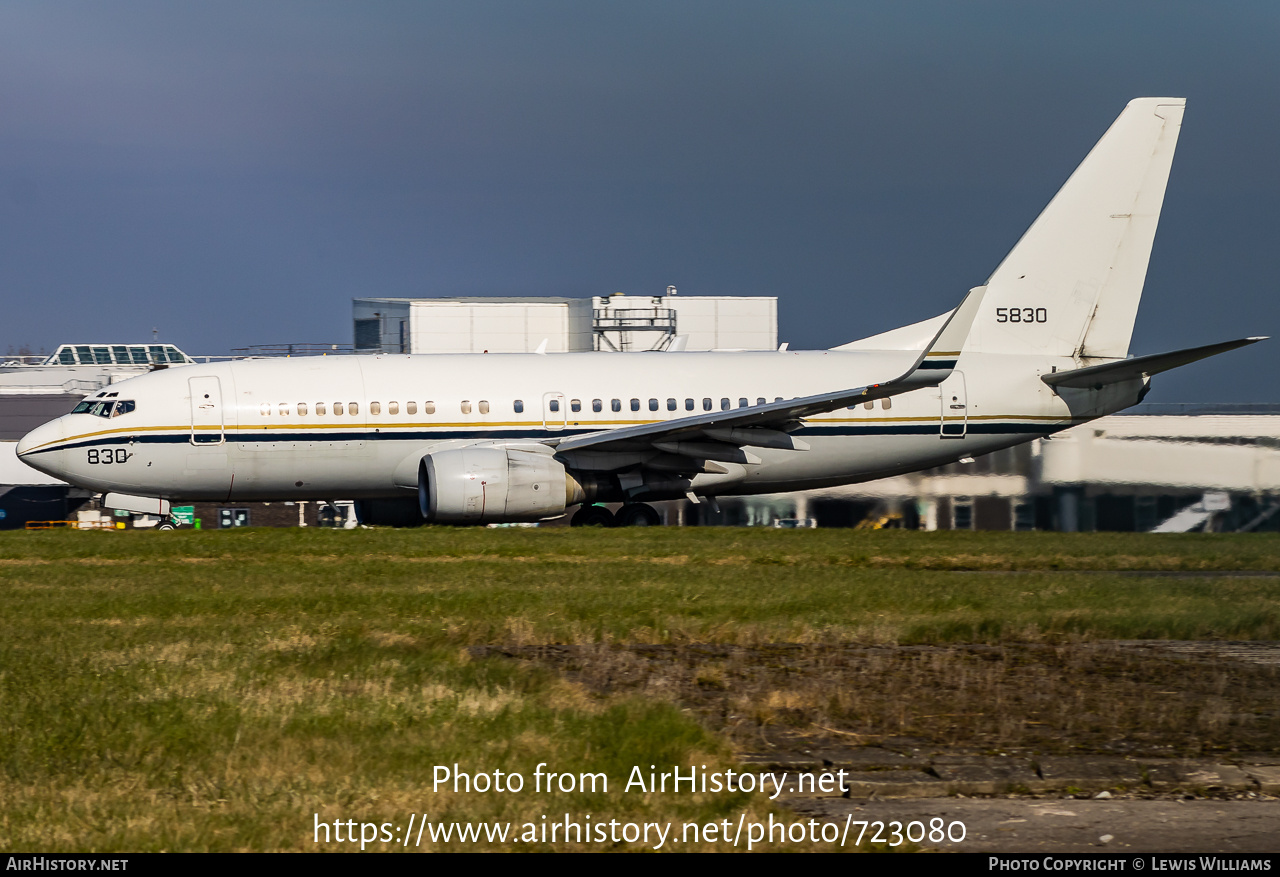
[189,376,225,445]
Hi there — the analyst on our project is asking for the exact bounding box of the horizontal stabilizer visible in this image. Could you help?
[1042,337,1265,390]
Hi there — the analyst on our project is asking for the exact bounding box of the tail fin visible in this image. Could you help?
[964,98,1185,359]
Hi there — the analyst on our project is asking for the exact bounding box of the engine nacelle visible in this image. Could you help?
[419,446,569,523]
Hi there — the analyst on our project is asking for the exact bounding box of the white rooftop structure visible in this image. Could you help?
[0,343,195,396]
[352,291,777,355]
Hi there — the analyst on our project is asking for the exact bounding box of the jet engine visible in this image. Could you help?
[419,445,574,523]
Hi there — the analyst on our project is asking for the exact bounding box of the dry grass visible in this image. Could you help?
[2,527,1279,851]
[483,642,1280,758]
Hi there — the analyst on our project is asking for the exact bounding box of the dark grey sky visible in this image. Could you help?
[2,1,1277,400]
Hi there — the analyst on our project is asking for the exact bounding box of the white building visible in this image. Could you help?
[725,404,1280,533]
[352,291,777,354]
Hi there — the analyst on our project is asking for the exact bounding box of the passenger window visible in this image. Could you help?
[260,403,270,416]
[864,401,874,410]
[461,400,472,414]
[738,398,748,408]
[686,399,694,411]
[316,402,326,416]
[882,398,892,410]
[775,397,783,403]
[570,399,581,413]
[334,402,344,416]
[667,398,677,411]
[424,401,435,415]
[370,401,381,415]
[349,402,359,415]
[479,400,490,414]
[514,399,524,414]
[648,399,658,411]
[279,403,289,416]
[298,402,308,416]
[630,399,640,412]
[388,401,399,415]
[611,399,621,412]
[703,398,712,411]
[406,401,417,415]
[549,399,559,412]
[592,399,602,413]
[757,397,766,406]
[720,398,730,410]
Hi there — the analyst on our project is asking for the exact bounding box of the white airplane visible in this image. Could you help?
[16,98,1264,528]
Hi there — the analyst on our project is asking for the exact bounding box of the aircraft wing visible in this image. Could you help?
[550,286,986,460]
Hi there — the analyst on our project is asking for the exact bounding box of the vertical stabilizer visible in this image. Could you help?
[964,98,1185,359]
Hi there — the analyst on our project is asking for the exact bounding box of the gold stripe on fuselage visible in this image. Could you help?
[38,411,1085,455]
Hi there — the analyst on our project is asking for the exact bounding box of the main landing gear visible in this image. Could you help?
[570,503,662,527]
[614,503,661,527]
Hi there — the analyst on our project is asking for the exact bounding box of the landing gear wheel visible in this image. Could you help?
[571,505,616,527]
[615,503,661,527]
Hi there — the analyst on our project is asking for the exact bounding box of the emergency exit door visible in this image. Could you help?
[542,392,566,431]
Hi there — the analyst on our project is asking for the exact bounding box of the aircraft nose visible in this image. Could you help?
[16,417,68,477]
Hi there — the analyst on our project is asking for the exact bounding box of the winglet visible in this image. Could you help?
[890,286,986,389]
[921,286,986,368]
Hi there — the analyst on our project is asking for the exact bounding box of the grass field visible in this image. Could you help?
[2,528,1278,851]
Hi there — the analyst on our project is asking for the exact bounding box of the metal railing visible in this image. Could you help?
[228,343,356,358]
[592,308,677,331]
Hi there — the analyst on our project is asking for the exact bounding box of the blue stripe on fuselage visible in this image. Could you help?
[29,419,1064,455]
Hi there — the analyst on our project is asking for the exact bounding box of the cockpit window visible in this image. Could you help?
[71,399,135,418]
